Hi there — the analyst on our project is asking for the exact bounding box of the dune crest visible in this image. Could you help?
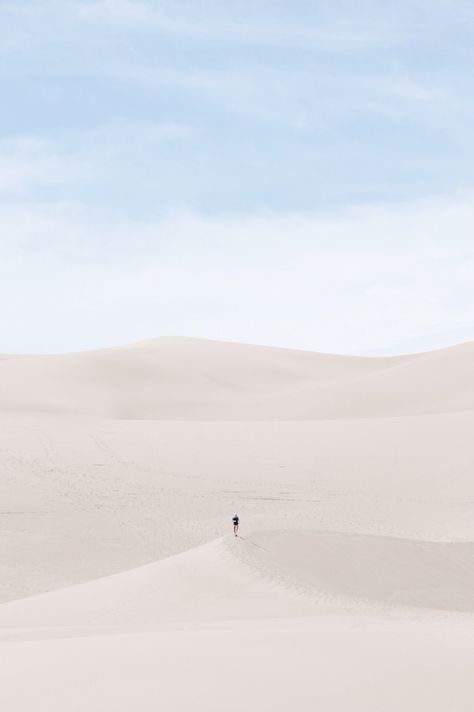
[1,530,474,632]
[0,336,473,419]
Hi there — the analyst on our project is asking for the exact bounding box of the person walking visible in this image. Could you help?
[232,514,239,537]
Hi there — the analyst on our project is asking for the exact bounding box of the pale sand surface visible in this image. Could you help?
[0,337,473,710]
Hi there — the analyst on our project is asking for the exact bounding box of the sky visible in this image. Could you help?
[1,0,474,355]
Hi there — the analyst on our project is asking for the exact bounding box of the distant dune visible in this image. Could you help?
[0,336,473,418]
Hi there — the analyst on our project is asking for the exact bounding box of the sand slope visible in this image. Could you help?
[1,411,474,602]
[1,337,474,711]
[0,336,473,418]
[1,531,474,631]
[0,535,319,629]
[1,531,474,712]
[2,617,473,712]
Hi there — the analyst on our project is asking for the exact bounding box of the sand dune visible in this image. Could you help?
[1,531,473,712]
[2,616,473,712]
[1,337,473,711]
[1,531,474,632]
[1,338,474,603]
[0,535,317,629]
[0,336,473,418]
[1,410,474,603]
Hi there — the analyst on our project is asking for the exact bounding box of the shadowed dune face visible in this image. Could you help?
[235,531,474,612]
[0,531,473,630]
[0,336,473,419]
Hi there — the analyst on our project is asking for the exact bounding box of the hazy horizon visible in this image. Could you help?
[2,331,474,360]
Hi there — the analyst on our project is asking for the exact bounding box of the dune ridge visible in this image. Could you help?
[1,530,474,632]
[1,337,473,711]
[0,336,473,419]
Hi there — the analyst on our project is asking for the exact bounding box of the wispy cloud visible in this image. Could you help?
[0,122,195,206]
[2,0,469,58]
[72,0,413,50]
[1,193,473,354]
[0,1,473,351]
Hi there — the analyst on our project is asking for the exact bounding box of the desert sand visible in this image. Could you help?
[0,337,473,711]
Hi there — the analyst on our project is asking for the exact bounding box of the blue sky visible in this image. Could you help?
[1,0,474,354]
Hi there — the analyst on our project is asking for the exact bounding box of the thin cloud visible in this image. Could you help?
[0,0,435,56]
[0,1,473,353]
[0,194,473,354]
